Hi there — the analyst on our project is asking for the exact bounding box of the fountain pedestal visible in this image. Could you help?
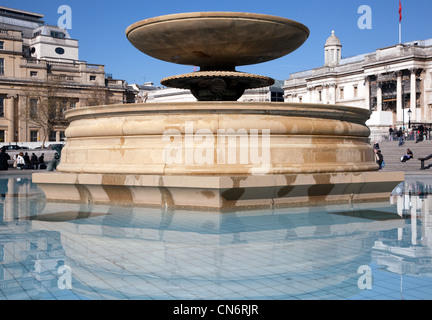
[33,171,403,211]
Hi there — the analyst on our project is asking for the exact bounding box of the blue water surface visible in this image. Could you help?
[0,174,431,300]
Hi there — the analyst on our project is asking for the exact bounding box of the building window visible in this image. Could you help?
[90,75,96,81]
[0,130,4,143]
[49,131,57,142]
[298,96,303,103]
[30,130,38,142]
[58,99,68,119]
[30,99,38,118]
[0,41,4,50]
[353,86,358,98]
[51,31,65,39]
[0,97,4,117]
[318,90,322,102]
[70,101,77,109]
[0,58,4,75]
[30,71,38,77]
[48,131,66,141]
[271,91,284,102]
[339,87,344,100]
[55,47,65,55]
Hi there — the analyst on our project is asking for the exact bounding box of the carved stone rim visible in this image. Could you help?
[161,71,275,89]
[126,12,310,39]
[126,11,310,68]
[64,102,372,125]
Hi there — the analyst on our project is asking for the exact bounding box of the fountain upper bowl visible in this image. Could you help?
[126,12,310,68]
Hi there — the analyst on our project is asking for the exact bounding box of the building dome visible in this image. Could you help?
[325,30,341,47]
[324,31,342,66]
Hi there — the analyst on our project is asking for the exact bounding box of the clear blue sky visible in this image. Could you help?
[2,0,431,86]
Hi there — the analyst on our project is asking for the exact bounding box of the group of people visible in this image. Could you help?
[389,125,428,146]
[12,151,46,170]
[0,144,63,172]
[0,148,46,171]
[373,139,415,170]
[372,141,414,169]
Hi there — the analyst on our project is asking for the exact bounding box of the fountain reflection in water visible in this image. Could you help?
[1,175,431,300]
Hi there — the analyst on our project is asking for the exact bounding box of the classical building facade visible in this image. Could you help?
[283,31,432,140]
[0,6,130,144]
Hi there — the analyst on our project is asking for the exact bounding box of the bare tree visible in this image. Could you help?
[20,80,68,147]
[85,84,120,107]
[17,81,122,147]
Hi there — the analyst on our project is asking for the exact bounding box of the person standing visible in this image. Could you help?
[397,127,404,147]
[38,153,45,169]
[0,147,10,170]
[416,124,425,143]
[23,152,30,164]
[30,153,38,169]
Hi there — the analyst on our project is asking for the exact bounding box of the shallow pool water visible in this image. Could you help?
[0,174,431,300]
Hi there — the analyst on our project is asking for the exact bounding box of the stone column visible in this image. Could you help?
[306,87,312,103]
[410,68,417,122]
[377,83,382,112]
[396,71,403,122]
[322,84,327,104]
[5,94,17,143]
[417,69,425,123]
[329,83,336,104]
[311,87,317,103]
[364,76,370,111]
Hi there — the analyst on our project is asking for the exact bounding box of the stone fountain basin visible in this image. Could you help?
[126,12,310,68]
[55,101,376,175]
[33,102,404,210]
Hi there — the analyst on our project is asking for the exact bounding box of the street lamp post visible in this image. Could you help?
[408,109,412,129]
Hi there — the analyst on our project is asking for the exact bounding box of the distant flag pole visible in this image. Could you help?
[399,0,402,44]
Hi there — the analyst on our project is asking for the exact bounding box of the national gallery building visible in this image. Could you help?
[283,31,432,141]
[0,6,131,145]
